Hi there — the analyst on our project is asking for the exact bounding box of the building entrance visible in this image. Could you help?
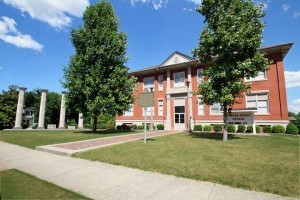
[174,106,185,130]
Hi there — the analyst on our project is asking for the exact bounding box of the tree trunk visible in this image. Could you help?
[223,102,228,141]
[93,115,97,133]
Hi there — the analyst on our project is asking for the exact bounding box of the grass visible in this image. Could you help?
[0,169,89,199]
[74,132,300,197]
[0,129,138,149]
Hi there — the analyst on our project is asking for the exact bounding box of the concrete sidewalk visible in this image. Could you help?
[1,142,297,200]
[36,130,178,156]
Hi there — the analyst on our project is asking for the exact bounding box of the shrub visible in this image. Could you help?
[272,125,285,134]
[246,125,260,133]
[132,124,137,130]
[213,124,222,132]
[121,124,131,130]
[263,125,272,133]
[194,124,202,131]
[137,125,144,130]
[157,124,164,130]
[227,125,236,133]
[203,125,212,132]
[285,123,299,135]
[116,125,122,130]
[152,125,156,130]
[97,123,106,129]
[237,124,246,133]
[106,119,115,130]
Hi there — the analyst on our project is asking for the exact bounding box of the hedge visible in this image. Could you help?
[237,124,246,133]
[227,125,236,133]
[272,125,285,134]
[194,125,202,131]
[157,124,164,130]
[285,123,299,135]
[263,125,272,133]
[203,125,212,132]
[213,124,222,132]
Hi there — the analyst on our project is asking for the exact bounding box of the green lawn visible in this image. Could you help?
[0,169,89,199]
[74,132,300,197]
[0,130,138,149]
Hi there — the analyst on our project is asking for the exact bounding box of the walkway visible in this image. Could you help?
[37,130,178,156]
[0,142,296,200]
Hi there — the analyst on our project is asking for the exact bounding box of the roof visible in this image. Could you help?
[128,42,293,76]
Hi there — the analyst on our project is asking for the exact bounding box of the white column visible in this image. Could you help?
[166,70,171,130]
[58,92,66,129]
[13,87,26,129]
[252,112,256,134]
[78,113,84,129]
[37,89,48,129]
[188,66,193,130]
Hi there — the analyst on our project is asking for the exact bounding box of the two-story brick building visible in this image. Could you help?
[116,42,293,132]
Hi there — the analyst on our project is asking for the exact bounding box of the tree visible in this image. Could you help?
[0,85,18,129]
[63,0,136,132]
[193,0,269,141]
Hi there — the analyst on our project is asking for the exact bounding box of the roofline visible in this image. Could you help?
[128,42,293,76]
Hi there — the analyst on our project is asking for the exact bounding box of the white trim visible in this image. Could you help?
[158,99,164,116]
[173,71,185,87]
[246,93,269,114]
[158,75,164,91]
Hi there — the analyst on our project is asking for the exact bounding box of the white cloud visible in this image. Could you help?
[186,0,202,5]
[3,0,89,29]
[183,8,193,12]
[281,4,290,11]
[130,0,168,10]
[293,11,300,18]
[289,98,300,113]
[285,71,300,88]
[0,16,43,52]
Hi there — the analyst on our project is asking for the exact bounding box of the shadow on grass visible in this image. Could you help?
[189,132,242,140]
[74,130,137,135]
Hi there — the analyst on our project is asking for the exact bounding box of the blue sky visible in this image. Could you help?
[0,0,299,112]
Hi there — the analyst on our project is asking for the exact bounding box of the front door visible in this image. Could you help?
[175,106,185,130]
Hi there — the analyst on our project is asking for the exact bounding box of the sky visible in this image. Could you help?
[0,0,299,113]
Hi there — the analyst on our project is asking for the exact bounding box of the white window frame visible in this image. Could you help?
[123,104,134,116]
[246,93,269,114]
[210,103,222,115]
[198,98,204,115]
[173,72,185,87]
[158,100,164,116]
[143,76,155,91]
[197,69,203,83]
[142,106,154,116]
[245,71,267,82]
[158,75,164,91]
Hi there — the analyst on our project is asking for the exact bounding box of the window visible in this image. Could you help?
[246,71,266,81]
[210,103,221,115]
[143,77,154,91]
[158,75,163,91]
[246,93,269,114]
[143,106,154,116]
[158,100,163,116]
[198,98,204,115]
[174,72,185,87]
[197,69,203,83]
[123,104,133,116]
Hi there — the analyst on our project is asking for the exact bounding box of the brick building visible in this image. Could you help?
[116,43,293,132]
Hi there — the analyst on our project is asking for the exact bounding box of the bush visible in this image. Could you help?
[97,123,106,129]
[227,125,236,133]
[152,125,156,130]
[237,124,246,133]
[285,123,299,135]
[213,124,222,132]
[246,125,260,133]
[116,125,122,130]
[194,125,202,131]
[106,119,115,130]
[203,125,212,132]
[137,125,144,130]
[157,124,164,130]
[263,125,272,133]
[132,124,137,130]
[121,124,131,130]
[272,125,285,134]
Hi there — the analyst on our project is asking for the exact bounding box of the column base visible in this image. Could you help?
[58,127,66,129]
[37,127,45,130]
[13,126,23,129]
[77,127,85,130]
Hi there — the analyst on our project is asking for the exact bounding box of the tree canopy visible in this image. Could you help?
[63,0,136,132]
[193,0,269,141]
[0,85,18,129]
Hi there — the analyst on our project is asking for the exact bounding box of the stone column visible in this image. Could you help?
[188,66,194,130]
[37,89,48,129]
[13,87,27,129]
[78,113,84,129]
[58,92,66,129]
[166,70,171,130]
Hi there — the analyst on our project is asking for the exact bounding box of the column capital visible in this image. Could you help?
[19,87,27,91]
[40,89,48,93]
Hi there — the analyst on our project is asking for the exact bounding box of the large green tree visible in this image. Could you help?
[63,0,136,132]
[193,0,269,141]
[0,85,18,129]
